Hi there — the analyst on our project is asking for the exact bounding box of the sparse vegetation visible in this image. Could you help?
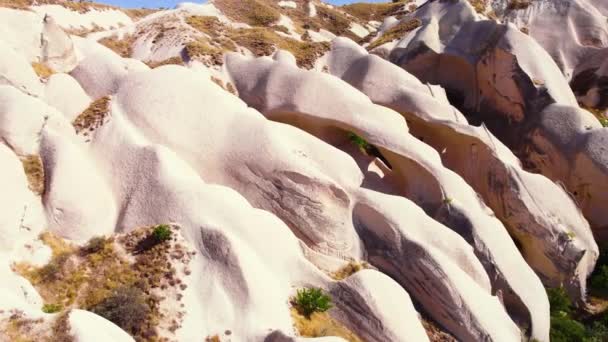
[145,56,185,69]
[81,236,108,255]
[90,285,151,334]
[14,226,194,341]
[42,303,62,314]
[73,96,111,135]
[20,155,45,195]
[342,1,409,22]
[467,0,487,13]
[348,132,370,152]
[546,286,608,342]
[367,18,422,50]
[292,288,332,318]
[98,35,133,58]
[213,0,280,27]
[184,39,225,65]
[152,224,172,243]
[31,62,54,78]
[229,28,329,69]
[290,307,363,341]
[331,261,370,280]
[508,0,532,10]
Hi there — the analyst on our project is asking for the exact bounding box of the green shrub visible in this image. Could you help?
[293,288,332,318]
[587,321,608,342]
[600,117,608,128]
[82,236,107,255]
[42,303,62,313]
[90,285,151,334]
[348,132,370,151]
[550,315,587,342]
[38,253,70,283]
[591,265,608,293]
[547,287,572,316]
[152,224,172,243]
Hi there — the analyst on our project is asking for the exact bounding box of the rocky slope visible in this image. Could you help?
[0,0,606,341]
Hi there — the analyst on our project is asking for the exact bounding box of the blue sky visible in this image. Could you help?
[97,0,388,9]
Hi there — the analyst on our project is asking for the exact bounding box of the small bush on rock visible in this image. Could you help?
[293,288,332,318]
[152,224,172,243]
[81,236,107,255]
[550,315,587,342]
[90,285,151,334]
[547,287,572,316]
[42,303,62,313]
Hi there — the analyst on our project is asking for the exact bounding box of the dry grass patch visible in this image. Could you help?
[507,0,531,10]
[291,308,363,342]
[20,155,45,195]
[213,0,280,27]
[331,261,371,280]
[367,18,422,50]
[14,226,193,341]
[186,15,225,34]
[341,1,409,22]
[184,39,226,66]
[73,96,111,135]
[124,8,157,20]
[98,35,133,58]
[230,28,329,69]
[0,0,31,9]
[31,62,54,78]
[467,0,487,13]
[316,5,356,38]
[421,317,457,342]
[146,56,184,69]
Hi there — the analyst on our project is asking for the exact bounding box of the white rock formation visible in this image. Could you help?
[225,53,548,341]
[329,37,598,305]
[1,1,607,341]
[383,0,608,238]
[44,73,91,121]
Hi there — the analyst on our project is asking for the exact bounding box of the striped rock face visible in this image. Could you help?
[0,1,606,342]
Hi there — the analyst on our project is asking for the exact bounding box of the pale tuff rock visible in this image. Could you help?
[224,52,545,341]
[328,270,430,342]
[383,0,608,237]
[0,8,44,62]
[40,128,117,242]
[0,86,72,156]
[43,73,91,121]
[0,0,607,341]
[70,36,148,99]
[278,1,298,9]
[41,14,78,73]
[328,37,598,308]
[571,47,608,109]
[0,145,32,252]
[114,65,365,259]
[30,4,133,31]
[492,0,608,79]
[0,41,44,98]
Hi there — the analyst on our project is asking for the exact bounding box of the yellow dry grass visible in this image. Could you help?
[31,62,54,78]
[20,155,45,196]
[291,308,363,342]
[367,18,422,50]
[72,96,111,135]
[331,261,370,280]
[342,1,409,22]
[98,35,133,58]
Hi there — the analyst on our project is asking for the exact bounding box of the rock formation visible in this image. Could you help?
[0,0,606,341]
